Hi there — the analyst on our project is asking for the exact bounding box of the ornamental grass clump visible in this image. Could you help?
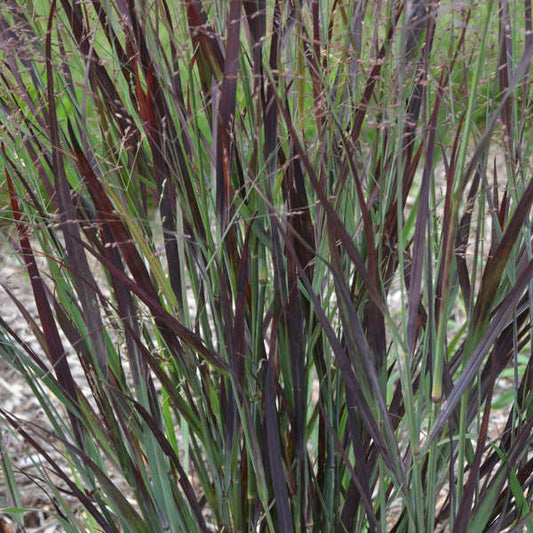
[0,0,532,531]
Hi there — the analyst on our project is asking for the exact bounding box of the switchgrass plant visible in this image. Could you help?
[0,0,532,531]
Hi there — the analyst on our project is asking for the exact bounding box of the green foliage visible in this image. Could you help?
[1,0,532,531]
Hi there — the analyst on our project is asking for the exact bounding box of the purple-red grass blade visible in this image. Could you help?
[244,0,266,71]
[5,165,84,445]
[0,409,116,531]
[407,86,439,353]
[216,0,242,228]
[272,86,386,312]
[186,0,224,98]
[264,358,294,533]
[427,257,533,445]
[338,133,385,367]
[77,238,228,372]
[471,177,533,333]
[45,2,109,377]
[275,212,408,495]
[263,0,282,180]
